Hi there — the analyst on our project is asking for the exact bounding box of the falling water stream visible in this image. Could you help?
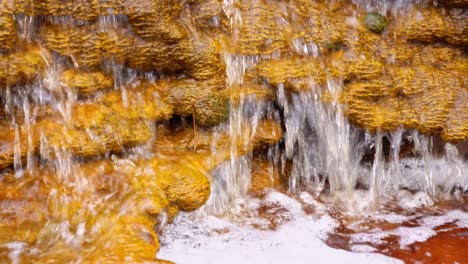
[209,0,467,207]
[0,0,467,263]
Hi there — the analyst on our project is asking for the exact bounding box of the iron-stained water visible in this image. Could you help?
[1,0,467,262]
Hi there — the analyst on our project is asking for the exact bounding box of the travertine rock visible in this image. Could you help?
[248,57,332,91]
[126,37,182,72]
[396,7,468,46]
[39,24,101,68]
[165,77,229,126]
[0,116,284,262]
[249,157,284,197]
[0,1,467,263]
[190,0,228,34]
[0,47,46,86]
[60,69,113,96]
[343,60,467,142]
[229,2,285,55]
[123,0,186,43]
[0,10,17,51]
[150,158,211,211]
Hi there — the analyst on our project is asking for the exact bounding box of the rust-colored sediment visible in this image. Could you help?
[0,0,467,262]
[387,226,468,264]
[325,199,468,264]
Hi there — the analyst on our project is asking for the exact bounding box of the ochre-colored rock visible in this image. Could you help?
[0,114,284,262]
[234,1,286,55]
[36,0,99,21]
[0,82,175,169]
[0,47,46,86]
[123,0,186,43]
[0,1,467,263]
[97,81,174,121]
[39,24,105,68]
[190,0,228,34]
[441,89,468,142]
[248,57,332,91]
[126,37,182,72]
[363,12,388,34]
[0,160,166,263]
[177,36,224,80]
[38,117,153,158]
[0,152,207,262]
[60,70,113,96]
[249,157,284,197]
[165,77,228,126]
[341,45,467,142]
[0,10,17,51]
[149,157,211,211]
[396,7,468,46]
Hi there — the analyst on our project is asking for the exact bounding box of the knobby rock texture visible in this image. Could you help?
[0,0,466,262]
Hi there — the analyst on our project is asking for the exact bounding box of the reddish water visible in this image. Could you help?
[388,227,468,264]
[325,198,468,264]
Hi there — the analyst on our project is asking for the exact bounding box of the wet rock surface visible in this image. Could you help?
[0,0,466,263]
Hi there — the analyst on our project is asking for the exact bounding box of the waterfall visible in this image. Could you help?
[202,0,467,212]
[0,0,466,262]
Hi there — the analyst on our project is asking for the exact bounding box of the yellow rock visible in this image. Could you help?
[39,24,101,68]
[164,77,228,126]
[60,70,113,96]
[126,36,182,72]
[0,1,467,262]
[441,88,468,142]
[150,157,211,212]
[249,157,284,197]
[249,57,331,91]
[0,10,17,51]
[396,7,468,46]
[234,1,286,55]
[191,0,228,34]
[85,215,161,263]
[0,47,46,86]
[177,36,224,80]
[123,0,186,43]
[0,83,174,169]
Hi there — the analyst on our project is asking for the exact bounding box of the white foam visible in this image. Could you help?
[350,208,468,250]
[351,230,389,245]
[159,191,401,264]
[159,213,401,264]
[263,191,303,214]
[419,210,468,228]
[371,213,411,224]
[394,226,437,247]
[351,244,378,253]
[398,190,434,210]
[160,187,467,264]
[299,191,327,214]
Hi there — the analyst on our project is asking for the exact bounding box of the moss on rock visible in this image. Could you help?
[364,12,388,34]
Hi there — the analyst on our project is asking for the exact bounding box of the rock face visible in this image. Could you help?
[0,0,466,263]
[238,1,467,143]
[0,119,282,263]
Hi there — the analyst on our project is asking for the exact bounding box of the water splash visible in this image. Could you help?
[0,1,466,262]
[200,0,468,214]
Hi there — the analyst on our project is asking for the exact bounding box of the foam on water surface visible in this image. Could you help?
[160,191,404,264]
[160,189,467,263]
[160,216,402,264]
